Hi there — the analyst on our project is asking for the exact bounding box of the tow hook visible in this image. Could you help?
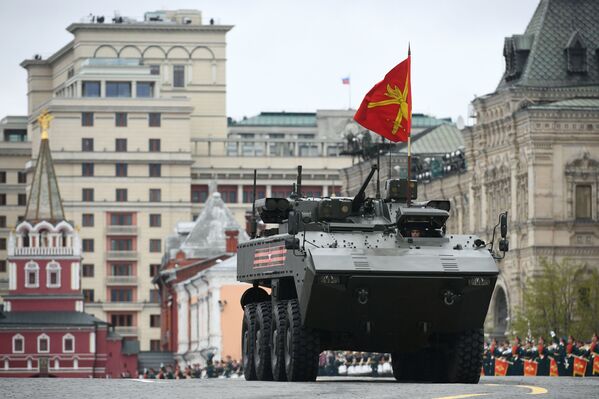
[357,288,369,305]
[442,289,460,306]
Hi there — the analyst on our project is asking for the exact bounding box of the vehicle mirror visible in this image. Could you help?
[499,239,509,252]
[285,236,300,250]
[500,212,508,239]
[288,211,300,235]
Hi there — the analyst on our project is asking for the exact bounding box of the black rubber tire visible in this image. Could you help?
[446,329,484,383]
[270,300,288,381]
[254,302,273,381]
[242,303,257,380]
[284,299,320,381]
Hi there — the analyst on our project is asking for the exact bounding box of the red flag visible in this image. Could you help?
[593,356,599,375]
[354,52,412,142]
[550,357,559,377]
[524,359,538,377]
[573,356,588,377]
[494,358,508,376]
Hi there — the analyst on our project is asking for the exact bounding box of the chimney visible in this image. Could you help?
[225,228,239,253]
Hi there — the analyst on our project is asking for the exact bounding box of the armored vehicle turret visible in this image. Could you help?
[237,166,507,383]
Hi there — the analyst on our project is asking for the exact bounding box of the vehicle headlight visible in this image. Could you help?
[319,275,341,284]
[468,277,491,286]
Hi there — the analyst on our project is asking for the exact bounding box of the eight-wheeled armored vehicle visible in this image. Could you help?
[237,166,508,383]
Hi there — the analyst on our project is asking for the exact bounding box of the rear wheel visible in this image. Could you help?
[270,300,288,381]
[242,304,257,380]
[446,329,484,383]
[254,302,273,381]
[284,299,320,381]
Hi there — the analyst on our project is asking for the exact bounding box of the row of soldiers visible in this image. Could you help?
[483,333,599,377]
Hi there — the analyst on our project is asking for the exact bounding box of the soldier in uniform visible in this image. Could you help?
[564,335,576,376]
[536,336,549,376]
[508,336,523,376]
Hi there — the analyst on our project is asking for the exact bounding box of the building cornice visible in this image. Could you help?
[66,23,234,34]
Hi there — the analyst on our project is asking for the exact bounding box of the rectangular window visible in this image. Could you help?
[116,188,128,202]
[115,138,127,152]
[82,213,94,227]
[82,81,101,97]
[328,185,342,197]
[111,263,132,276]
[110,288,133,302]
[149,189,161,202]
[106,81,131,97]
[150,315,161,328]
[18,194,27,206]
[149,113,161,127]
[272,186,292,198]
[0,238,6,250]
[149,139,161,152]
[302,185,323,198]
[0,171,6,183]
[173,65,185,87]
[191,185,209,203]
[149,64,160,75]
[0,260,5,273]
[149,239,161,253]
[0,194,6,206]
[576,185,592,219]
[82,188,94,202]
[150,264,160,277]
[82,264,94,277]
[14,337,23,352]
[115,112,128,127]
[149,164,161,177]
[82,138,94,152]
[137,82,154,98]
[64,337,74,352]
[242,185,266,203]
[82,163,94,177]
[111,314,133,326]
[110,238,133,251]
[149,214,161,227]
[115,163,128,177]
[83,289,95,302]
[18,171,27,184]
[27,269,36,285]
[150,340,161,351]
[110,213,133,226]
[82,112,94,127]
[39,338,48,352]
[49,270,58,286]
[0,216,6,228]
[149,289,160,303]
[217,185,237,203]
[82,239,94,252]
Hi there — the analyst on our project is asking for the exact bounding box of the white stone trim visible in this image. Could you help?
[73,357,79,369]
[24,261,39,288]
[76,301,83,312]
[53,358,60,370]
[71,262,80,290]
[8,262,16,290]
[89,332,96,353]
[12,334,24,354]
[62,334,75,353]
[46,260,61,288]
[3,358,8,370]
[37,333,50,353]
[4,301,10,312]
[27,358,32,370]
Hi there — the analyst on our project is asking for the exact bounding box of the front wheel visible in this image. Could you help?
[446,329,484,383]
[284,299,320,381]
[270,300,288,381]
[242,304,257,380]
[254,302,273,380]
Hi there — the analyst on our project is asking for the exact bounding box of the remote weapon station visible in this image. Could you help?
[237,166,507,383]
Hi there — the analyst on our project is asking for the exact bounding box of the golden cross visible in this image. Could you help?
[367,71,410,135]
[37,110,53,140]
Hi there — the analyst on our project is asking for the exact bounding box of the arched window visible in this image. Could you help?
[25,261,39,288]
[37,333,50,353]
[12,334,24,353]
[53,357,60,370]
[40,230,50,247]
[63,333,75,353]
[46,261,61,288]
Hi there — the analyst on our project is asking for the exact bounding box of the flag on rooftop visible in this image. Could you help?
[354,50,412,142]
[342,76,350,85]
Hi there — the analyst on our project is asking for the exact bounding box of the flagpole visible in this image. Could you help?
[406,136,412,206]
[348,76,351,109]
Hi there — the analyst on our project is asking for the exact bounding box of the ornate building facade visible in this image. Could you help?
[417,0,599,337]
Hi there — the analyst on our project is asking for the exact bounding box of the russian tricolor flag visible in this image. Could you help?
[342,76,350,85]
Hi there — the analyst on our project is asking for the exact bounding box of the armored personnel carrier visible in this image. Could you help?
[237,166,507,383]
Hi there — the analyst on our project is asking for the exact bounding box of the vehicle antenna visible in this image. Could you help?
[376,137,381,199]
[296,165,302,198]
[251,169,257,238]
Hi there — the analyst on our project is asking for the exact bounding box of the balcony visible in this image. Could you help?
[114,327,138,337]
[106,250,137,261]
[102,302,144,312]
[13,247,74,256]
[105,226,138,235]
[105,276,138,286]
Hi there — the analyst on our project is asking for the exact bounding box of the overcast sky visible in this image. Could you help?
[0,0,539,122]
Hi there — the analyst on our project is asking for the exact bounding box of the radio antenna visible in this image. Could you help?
[251,169,257,238]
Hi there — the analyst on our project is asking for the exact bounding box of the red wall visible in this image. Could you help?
[12,259,79,295]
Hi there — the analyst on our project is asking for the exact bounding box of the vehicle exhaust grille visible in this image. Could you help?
[440,255,459,272]
[352,254,370,270]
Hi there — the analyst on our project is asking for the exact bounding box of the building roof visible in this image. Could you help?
[497,0,599,90]
[24,129,65,223]
[529,98,599,109]
[411,113,452,129]
[229,112,317,127]
[398,123,464,154]
[178,192,248,259]
[0,311,107,327]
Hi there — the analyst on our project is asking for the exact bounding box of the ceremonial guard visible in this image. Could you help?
[536,337,549,376]
[508,337,524,376]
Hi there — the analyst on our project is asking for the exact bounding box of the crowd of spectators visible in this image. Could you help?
[318,351,393,377]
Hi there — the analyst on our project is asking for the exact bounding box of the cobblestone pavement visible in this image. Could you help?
[2,376,598,399]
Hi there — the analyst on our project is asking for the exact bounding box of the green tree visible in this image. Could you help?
[512,258,597,340]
